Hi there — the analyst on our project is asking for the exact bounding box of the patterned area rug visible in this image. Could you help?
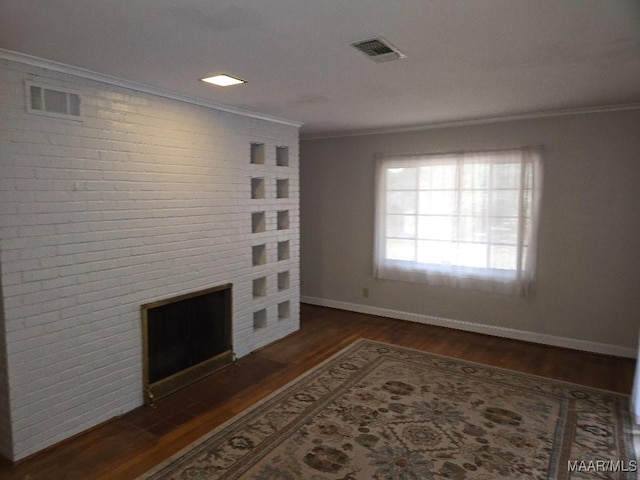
[138,339,637,479]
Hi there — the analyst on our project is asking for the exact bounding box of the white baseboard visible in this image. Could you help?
[301,296,637,359]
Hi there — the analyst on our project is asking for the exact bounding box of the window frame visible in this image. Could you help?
[374,147,543,295]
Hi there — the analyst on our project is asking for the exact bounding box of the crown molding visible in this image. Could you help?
[5,49,638,138]
[301,102,640,140]
[0,49,303,128]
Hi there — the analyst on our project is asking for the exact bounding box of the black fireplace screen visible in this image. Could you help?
[142,283,232,403]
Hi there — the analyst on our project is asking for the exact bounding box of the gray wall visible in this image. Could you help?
[300,110,640,352]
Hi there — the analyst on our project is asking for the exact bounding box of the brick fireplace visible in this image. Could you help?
[0,54,300,461]
[142,283,233,405]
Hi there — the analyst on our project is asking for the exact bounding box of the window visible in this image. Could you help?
[374,148,543,295]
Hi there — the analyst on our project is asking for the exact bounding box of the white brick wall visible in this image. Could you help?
[0,58,300,461]
[0,275,12,460]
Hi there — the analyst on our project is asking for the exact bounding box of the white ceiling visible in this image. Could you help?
[1,0,640,137]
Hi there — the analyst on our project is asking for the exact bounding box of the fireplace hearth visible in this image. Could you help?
[142,284,233,405]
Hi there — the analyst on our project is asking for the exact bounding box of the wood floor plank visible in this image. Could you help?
[0,304,635,479]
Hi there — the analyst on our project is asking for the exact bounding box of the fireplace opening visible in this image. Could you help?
[142,283,233,405]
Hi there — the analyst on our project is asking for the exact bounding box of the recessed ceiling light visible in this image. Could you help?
[200,74,246,87]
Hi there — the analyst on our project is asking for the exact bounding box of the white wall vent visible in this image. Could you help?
[26,81,81,119]
[351,37,407,63]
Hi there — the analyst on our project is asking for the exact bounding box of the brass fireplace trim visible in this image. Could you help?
[141,283,233,406]
[144,350,234,406]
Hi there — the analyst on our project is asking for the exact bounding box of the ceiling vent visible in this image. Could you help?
[351,37,407,63]
[26,81,81,119]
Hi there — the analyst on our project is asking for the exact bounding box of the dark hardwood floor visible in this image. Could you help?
[0,304,635,479]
